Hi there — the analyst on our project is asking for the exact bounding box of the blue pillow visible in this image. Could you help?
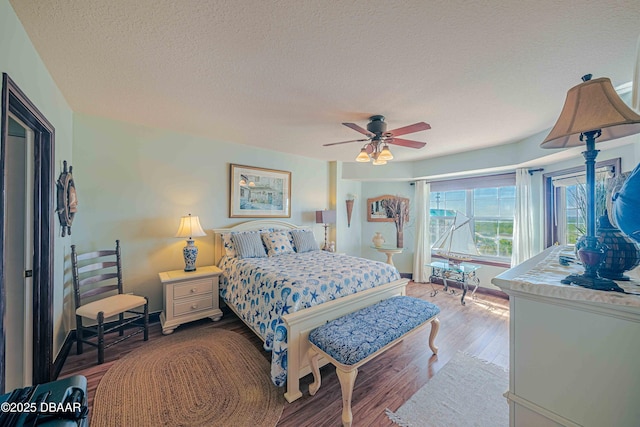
[231,232,267,258]
[613,163,640,243]
[291,230,320,253]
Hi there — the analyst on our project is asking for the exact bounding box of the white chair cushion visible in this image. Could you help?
[76,294,146,320]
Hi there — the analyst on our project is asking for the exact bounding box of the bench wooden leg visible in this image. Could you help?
[308,347,321,395]
[336,367,358,427]
[429,317,440,354]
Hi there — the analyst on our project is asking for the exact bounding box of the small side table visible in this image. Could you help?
[159,265,223,335]
[372,245,403,267]
[429,261,480,305]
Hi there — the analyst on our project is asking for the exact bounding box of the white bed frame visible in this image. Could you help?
[212,220,409,402]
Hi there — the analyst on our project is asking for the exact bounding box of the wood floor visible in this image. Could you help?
[59,282,509,427]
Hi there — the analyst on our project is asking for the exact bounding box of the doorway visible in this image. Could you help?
[4,114,34,390]
[1,73,55,393]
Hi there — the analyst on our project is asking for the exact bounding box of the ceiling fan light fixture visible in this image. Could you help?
[372,157,387,166]
[378,144,394,161]
[356,147,371,162]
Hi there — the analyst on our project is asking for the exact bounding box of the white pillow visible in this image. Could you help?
[261,230,294,256]
[221,233,236,257]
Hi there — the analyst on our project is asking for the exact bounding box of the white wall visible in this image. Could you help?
[331,162,363,256]
[71,113,330,315]
[360,181,415,273]
[1,0,74,359]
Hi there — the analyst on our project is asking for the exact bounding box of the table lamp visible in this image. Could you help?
[541,74,640,291]
[175,213,206,271]
[315,209,336,251]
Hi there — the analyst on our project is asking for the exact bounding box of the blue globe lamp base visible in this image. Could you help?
[183,239,198,272]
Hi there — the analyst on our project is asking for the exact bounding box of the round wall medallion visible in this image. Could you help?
[56,160,77,237]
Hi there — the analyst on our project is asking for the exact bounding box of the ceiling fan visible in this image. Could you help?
[324,115,431,165]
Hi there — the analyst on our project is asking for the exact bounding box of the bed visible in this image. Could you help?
[213,220,409,402]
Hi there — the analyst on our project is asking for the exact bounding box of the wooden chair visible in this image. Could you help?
[71,240,149,364]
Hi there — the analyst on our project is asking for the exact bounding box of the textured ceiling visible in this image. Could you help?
[9,0,640,163]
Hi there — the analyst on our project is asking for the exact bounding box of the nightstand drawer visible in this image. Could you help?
[159,265,223,335]
[174,294,214,316]
[173,278,214,299]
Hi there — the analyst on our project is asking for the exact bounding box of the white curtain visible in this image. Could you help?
[511,168,534,267]
[413,181,431,282]
[633,33,639,111]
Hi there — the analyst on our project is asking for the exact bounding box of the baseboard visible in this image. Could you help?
[428,277,508,299]
[54,311,162,379]
[52,331,76,380]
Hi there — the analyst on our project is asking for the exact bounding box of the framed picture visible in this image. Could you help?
[367,195,409,222]
[230,164,291,218]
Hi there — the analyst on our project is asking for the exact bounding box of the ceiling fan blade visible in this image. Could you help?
[387,137,427,149]
[323,138,370,147]
[388,122,431,137]
[343,122,373,136]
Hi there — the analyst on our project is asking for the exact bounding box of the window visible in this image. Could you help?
[429,173,516,261]
[543,158,620,247]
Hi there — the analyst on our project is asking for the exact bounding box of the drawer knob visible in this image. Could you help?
[191,304,198,309]
[190,288,196,293]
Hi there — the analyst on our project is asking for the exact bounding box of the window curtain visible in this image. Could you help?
[511,168,534,266]
[413,180,431,282]
[633,33,639,111]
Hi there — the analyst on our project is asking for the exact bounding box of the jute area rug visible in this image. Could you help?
[386,352,508,427]
[92,328,285,427]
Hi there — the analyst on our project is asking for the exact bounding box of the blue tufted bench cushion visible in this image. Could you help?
[309,295,440,366]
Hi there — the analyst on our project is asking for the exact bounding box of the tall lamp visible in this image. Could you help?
[315,209,336,251]
[541,74,640,291]
[175,213,206,271]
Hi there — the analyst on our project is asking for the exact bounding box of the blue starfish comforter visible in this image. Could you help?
[218,250,400,386]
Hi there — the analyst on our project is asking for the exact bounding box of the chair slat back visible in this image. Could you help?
[76,249,117,261]
[71,240,124,309]
[81,284,119,299]
[78,261,118,275]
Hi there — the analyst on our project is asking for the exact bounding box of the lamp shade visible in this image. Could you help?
[356,148,371,162]
[175,214,206,238]
[541,76,640,149]
[378,145,394,161]
[315,210,336,224]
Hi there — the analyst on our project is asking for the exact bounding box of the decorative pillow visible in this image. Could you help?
[261,231,294,256]
[231,232,267,258]
[221,233,236,257]
[291,230,320,253]
[222,228,273,258]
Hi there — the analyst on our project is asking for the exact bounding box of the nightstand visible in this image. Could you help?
[159,265,223,335]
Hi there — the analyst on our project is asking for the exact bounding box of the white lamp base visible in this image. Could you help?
[183,239,198,271]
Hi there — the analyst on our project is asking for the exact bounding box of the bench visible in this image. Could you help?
[307,295,440,427]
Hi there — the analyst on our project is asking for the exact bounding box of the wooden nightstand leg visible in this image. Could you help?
[336,367,358,427]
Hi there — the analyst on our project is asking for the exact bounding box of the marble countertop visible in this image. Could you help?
[492,245,640,308]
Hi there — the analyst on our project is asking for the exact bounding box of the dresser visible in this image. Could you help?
[159,265,223,335]
[492,246,640,427]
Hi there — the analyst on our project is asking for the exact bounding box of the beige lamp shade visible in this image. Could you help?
[378,145,394,161]
[315,209,336,224]
[175,214,206,238]
[541,76,640,149]
[355,147,371,162]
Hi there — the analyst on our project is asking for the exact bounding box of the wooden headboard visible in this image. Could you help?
[212,220,312,266]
